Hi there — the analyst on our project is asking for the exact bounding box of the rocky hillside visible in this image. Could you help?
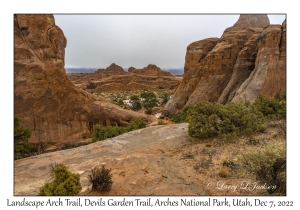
[67,64,180,92]
[14,14,154,145]
[165,15,286,110]
[130,64,173,76]
[92,74,181,92]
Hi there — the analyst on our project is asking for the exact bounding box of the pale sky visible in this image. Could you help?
[54,14,286,69]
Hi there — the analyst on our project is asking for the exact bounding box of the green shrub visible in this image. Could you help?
[140,91,157,109]
[160,93,170,104]
[39,164,82,196]
[130,95,140,100]
[187,101,266,139]
[158,120,165,125]
[92,125,127,142]
[140,91,156,99]
[117,99,124,106]
[254,94,286,119]
[14,142,37,159]
[88,165,113,192]
[14,116,36,159]
[92,118,146,142]
[145,108,153,115]
[169,106,189,123]
[14,116,31,144]
[127,118,146,131]
[131,100,142,111]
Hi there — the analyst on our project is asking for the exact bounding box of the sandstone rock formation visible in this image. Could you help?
[165,15,286,110]
[93,74,181,92]
[67,64,180,92]
[94,63,127,79]
[128,66,136,73]
[14,14,154,145]
[184,38,219,74]
[131,64,173,76]
[231,20,286,102]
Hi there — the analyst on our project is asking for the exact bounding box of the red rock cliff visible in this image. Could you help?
[165,15,285,110]
[14,14,153,145]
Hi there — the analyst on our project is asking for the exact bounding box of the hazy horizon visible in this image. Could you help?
[55,14,286,69]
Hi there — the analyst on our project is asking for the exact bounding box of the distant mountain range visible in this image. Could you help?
[65,67,184,75]
[65,68,98,74]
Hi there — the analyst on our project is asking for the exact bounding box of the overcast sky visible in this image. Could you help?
[54,14,286,69]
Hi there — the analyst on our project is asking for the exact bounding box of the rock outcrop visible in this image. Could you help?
[93,74,181,92]
[165,15,286,110]
[94,63,127,79]
[184,38,219,74]
[67,64,180,92]
[231,20,286,102]
[14,14,154,145]
[128,66,136,73]
[131,64,173,76]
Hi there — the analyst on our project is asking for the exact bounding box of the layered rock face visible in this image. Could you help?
[184,38,219,74]
[14,15,153,145]
[67,64,180,92]
[93,74,181,92]
[131,64,173,76]
[231,20,286,102]
[165,15,286,110]
[94,63,127,79]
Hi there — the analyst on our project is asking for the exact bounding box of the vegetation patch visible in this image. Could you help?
[169,106,190,123]
[169,94,286,140]
[14,116,37,159]
[237,140,286,195]
[94,90,172,112]
[187,101,266,139]
[92,118,146,143]
[39,164,82,196]
[254,94,286,119]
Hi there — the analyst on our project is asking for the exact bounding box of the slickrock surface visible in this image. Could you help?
[14,123,209,196]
